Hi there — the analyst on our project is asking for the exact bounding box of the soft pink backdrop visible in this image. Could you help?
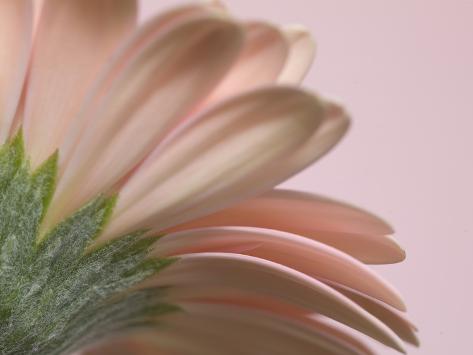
[141,1,473,354]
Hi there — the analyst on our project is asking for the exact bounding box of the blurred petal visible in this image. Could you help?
[331,282,419,346]
[180,297,376,355]
[205,22,289,104]
[154,227,406,310]
[305,315,376,355]
[103,87,324,240]
[278,25,316,84]
[170,189,405,264]
[44,15,244,231]
[33,0,44,33]
[99,0,226,71]
[298,99,350,161]
[80,312,374,355]
[24,0,138,166]
[0,0,32,142]
[79,333,165,355]
[55,1,227,165]
[261,99,351,188]
[159,302,371,355]
[176,99,350,214]
[151,253,405,352]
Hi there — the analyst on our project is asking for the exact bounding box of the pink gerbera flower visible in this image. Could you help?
[0,1,417,354]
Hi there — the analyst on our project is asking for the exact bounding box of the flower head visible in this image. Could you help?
[0,1,416,354]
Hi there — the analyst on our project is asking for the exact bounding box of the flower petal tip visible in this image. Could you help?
[202,0,227,10]
[283,24,314,41]
[411,333,421,347]
[386,235,407,264]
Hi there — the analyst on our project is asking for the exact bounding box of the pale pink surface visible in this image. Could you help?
[139,1,473,354]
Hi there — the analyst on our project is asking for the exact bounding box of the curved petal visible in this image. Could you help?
[54,1,228,167]
[78,332,166,355]
[305,315,376,355]
[297,99,351,162]
[180,297,376,355]
[81,304,369,355]
[33,0,44,33]
[0,0,32,142]
[330,282,419,346]
[23,0,138,166]
[165,302,371,355]
[130,1,226,50]
[154,227,405,310]
[169,189,405,264]
[167,101,351,236]
[86,0,226,87]
[278,25,316,84]
[260,98,351,188]
[149,253,405,352]
[205,21,289,105]
[103,87,325,240]
[44,15,244,232]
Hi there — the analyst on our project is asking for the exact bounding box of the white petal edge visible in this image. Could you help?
[278,25,316,84]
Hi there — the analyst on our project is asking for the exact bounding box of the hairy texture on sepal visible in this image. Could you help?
[0,133,176,355]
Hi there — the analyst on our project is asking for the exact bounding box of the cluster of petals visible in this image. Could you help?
[0,0,417,354]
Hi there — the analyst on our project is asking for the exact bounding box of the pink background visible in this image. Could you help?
[141,1,473,354]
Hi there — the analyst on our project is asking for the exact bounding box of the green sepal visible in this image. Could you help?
[0,132,178,354]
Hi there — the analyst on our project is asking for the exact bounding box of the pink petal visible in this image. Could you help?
[169,188,405,264]
[33,0,43,33]
[23,0,138,166]
[305,315,376,355]
[79,332,160,355]
[103,87,324,240]
[44,15,244,232]
[257,99,351,189]
[329,281,419,346]
[154,227,406,310]
[78,333,165,355]
[158,302,372,355]
[205,21,289,105]
[151,253,405,352]
[95,0,225,77]
[56,1,226,165]
[80,297,376,355]
[278,25,316,84]
[183,298,376,355]
[0,0,32,142]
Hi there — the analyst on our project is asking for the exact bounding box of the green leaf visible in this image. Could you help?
[0,133,177,354]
